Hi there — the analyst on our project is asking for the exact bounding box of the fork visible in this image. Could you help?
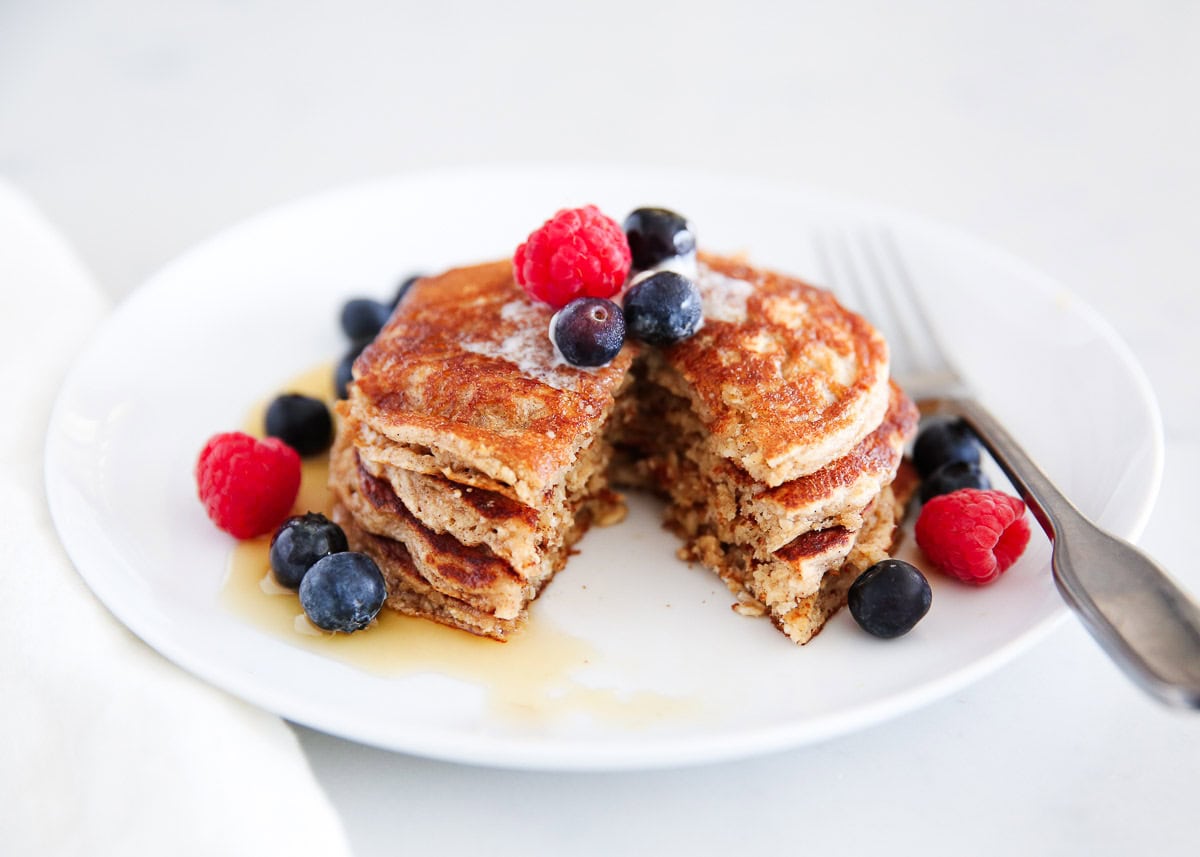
[815,226,1200,708]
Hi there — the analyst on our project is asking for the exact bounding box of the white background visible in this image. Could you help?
[3,2,1197,854]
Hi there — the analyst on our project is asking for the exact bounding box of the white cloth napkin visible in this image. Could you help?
[0,180,351,857]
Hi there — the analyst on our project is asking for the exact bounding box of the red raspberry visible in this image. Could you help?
[513,205,631,308]
[914,488,1031,585]
[195,432,301,539]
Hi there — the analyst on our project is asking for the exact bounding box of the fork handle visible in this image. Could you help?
[926,396,1200,708]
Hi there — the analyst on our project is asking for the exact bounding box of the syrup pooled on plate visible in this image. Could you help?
[220,362,692,726]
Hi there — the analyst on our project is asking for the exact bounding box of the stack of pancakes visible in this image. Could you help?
[331,260,633,640]
[332,253,916,643]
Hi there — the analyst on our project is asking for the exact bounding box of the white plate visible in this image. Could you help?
[45,165,1162,770]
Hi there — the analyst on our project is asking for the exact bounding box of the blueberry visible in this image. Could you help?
[340,298,391,344]
[623,208,696,270]
[299,551,387,633]
[264,393,333,456]
[913,418,983,478]
[848,559,932,639]
[919,460,992,504]
[335,341,366,400]
[550,297,625,367]
[623,271,703,346]
[391,273,424,309]
[269,513,349,589]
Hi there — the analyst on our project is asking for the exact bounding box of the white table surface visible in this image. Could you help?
[4,1,1197,854]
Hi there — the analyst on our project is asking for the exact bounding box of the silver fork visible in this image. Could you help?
[816,226,1200,708]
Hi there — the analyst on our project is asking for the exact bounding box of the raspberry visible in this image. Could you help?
[914,488,1031,585]
[195,432,302,539]
[513,205,631,308]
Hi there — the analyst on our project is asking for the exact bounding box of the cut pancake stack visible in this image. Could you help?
[331,260,634,640]
[332,252,917,644]
[613,254,918,643]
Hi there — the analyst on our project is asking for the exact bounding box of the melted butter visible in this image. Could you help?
[220,362,694,727]
[459,299,586,392]
[695,262,754,324]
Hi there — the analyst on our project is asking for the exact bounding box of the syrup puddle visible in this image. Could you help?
[220,362,694,727]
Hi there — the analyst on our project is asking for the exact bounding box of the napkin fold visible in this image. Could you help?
[0,180,351,856]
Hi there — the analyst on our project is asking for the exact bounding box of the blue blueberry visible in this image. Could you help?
[913,418,983,478]
[848,559,932,639]
[340,298,391,344]
[299,551,387,633]
[623,208,696,270]
[335,341,366,400]
[623,271,703,346]
[551,297,625,367]
[919,460,991,504]
[264,393,333,456]
[391,273,424,309]
[269,513,349,589]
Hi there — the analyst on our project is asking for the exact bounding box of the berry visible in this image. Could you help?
[269,513,349,589]
[299,552,387,632]
[919,460,991,504]
[913,418,983,478]
[623,271,703,346]
[340,298,391,344]
[264,393,333,457]
[512,205,631,308]
[391,273,424,309]
[915,488,1032,585]
[848,559,932,639]
[335,342,366,400]
[195,432,301,539]
[550,297,625,367]
[623,207,696,271]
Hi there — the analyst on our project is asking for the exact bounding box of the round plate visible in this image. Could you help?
[45,165,1162,770]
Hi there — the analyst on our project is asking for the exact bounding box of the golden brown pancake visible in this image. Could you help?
[682,484,910,644]
[331,252,914,644]
[655,253,892,487]
[616,379,917,555]
[350,260,636,507]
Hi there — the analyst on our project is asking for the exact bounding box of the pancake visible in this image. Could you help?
[617,378,917,555]
[346,412,615,575]
[738,383,917,549]
[332,251,915,644]
[773,481,910,643]
[329,429,622,638]
[350,260,636,506]
[679,482,911,644]
[331,432,532,619]
[332,510,523,640]
[653,253,893,487]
